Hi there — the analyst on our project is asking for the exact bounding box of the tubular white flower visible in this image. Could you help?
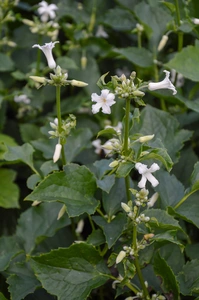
[53,143,62,163]
[135,162,160,188]
[32,41,59,69]
[148,70,177,95]
[91,89,116,114]
[38,1,58,23]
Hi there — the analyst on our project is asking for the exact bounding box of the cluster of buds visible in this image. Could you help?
[116,245,134,264]
[135,213,150,224]
[23,18,59,40]
[30,65,88,88]
[113,72,145,103]
[134,188,149,207]
[102,138,122,157]
[48,114,76,141]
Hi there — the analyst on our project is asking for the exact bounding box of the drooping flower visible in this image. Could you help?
[53,143,62,163]
[148,70,177,95]
[32,41,59,69]
[37,1,58,23]
[135,162,160,188]
[91,89,116,114]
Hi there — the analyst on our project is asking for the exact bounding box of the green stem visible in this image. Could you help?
[137,32,142,49]
[56,85,66,166]
[133,226,150,299]
[88,0,96,33]
[36,35,42,75]
[124,98,132,202]
[175,0,183,52]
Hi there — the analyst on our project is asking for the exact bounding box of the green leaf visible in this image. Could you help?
[30,244,110,300]
[16,202,70,254]
[92,213,126,248]
[56,56,78,69]
[7,262,40,300]
[116,161,134,178]
[19,124,44,143]
[155,170,185,209]
[92,159,115,193]
[0,292,8,300]
[102,178,127,217]
[4,143,36,172]
[114,47,153,68]
[0,236,22,271]
[160,244,185,275]
[144,209,182,231]
[132,105,192,163]
[27,174,41,190]
[25,164,98,217]
[152,231,183,248]
[166,46,199,82]
[0,169,19,208]
[0,53,14,71]
[153,252,180,299]
[65,128,93,163]
[185,243,199,260]
[0,133,18,160]
[103,7,136,31]
[87,229,106,247]
[97,127,118,137]
[177,259,199,296]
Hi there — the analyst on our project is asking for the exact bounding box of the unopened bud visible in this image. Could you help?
[147,192,159,208]
[70,79,88,87]
[109,160,119,168]
[29,76,47,84]
[133,90,145,97]
[157,35,168,52]
[116,250,126,264]
[75,219,84,234]
[121,202,131,213]
[139,134,154,143]
[53,143,62,163]
[144,233,154,240]
[32,200,41,206]
[22,19,35,26]
[81,56,87,69]
[57,204,66,220]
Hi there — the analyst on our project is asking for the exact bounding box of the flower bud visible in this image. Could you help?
[57,204,66,220]
[116,250,126,264]
[81,56,87,69]
[32,200,41,206]
[70,80,88,87]
[147,192,159,208]
[121,202,131,213]
[109,160,119,168]
[133,90,145,97]
[53,143,62,163]
[29,76,47,84]
[157,35,168,52]
[144,233,154,240]
[139,134,154,143]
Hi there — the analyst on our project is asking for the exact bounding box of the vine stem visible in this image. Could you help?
[56,85,66,166]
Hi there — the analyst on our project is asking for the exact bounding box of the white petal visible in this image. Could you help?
[145,173,159,187]
[138,175,147,188]
[92,102,102,114]
[101,103,111,114]
[148,163,160,173]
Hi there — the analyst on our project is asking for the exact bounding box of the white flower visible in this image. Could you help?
[92,139,102,155]
[148,70,177,95]
[32,41,59,69]
[37,1,58,23]
[53,143,62,163]
[192,18,199,25]
[135,162,160,188]
[95,25,109,38]
[14,94,31,104]
[105,121,123,134]
[91,89,116,114]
